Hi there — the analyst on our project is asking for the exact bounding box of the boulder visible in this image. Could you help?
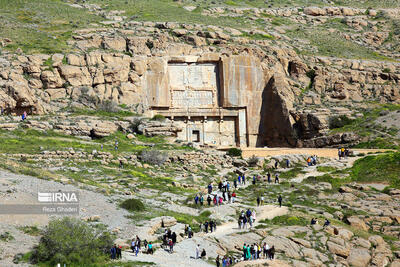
[41,70,64,88]
[327,241,350,257]
[102,36,127,51]
[263,236,303,259]
[304,7,327,16]
[347,248,371,267]
[58,65,92,87]
[347,216,369,231]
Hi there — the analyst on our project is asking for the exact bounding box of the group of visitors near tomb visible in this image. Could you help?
[128,235,155,256]
[338,147,350,159]
[215,242,276,266]
[111,157,332,264]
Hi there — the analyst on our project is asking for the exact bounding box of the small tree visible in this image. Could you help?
[120,198,145,212]
[247,155,259,167]
[227,148,242,157]
[31,217,113,265]
[328,115,354,129]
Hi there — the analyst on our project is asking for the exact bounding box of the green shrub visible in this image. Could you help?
[18,226,41,236]
[227,148,242,157]
[382,68,391,73]
[329,115,354,129]
[0,232,14,242]
[247,155,259,166]
[262,215,308,226]
[120,198,145,212]
[31,217,113,265]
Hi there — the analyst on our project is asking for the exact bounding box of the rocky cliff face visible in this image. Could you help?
[0,15,399,147]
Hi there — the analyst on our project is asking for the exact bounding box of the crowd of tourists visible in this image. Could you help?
[242,243,275,261]
[109,157,341,264]
[338,147,350,159]
[306,155,318,166]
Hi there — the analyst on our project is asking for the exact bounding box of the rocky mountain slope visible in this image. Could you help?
[0,0,400,147]
[0,1,400,267]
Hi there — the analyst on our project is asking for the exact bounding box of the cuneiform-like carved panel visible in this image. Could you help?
[172,90,213,107]
[168,63,218,90]
[168,63,218,108]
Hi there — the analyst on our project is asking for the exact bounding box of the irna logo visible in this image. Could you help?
[38,192,79,203]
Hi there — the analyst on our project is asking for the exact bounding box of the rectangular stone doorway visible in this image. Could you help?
[192,130,200,142]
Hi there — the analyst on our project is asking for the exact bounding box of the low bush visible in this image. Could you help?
[31,217,113,266]
[261,215,308,226]
[247,155,259,167]
[227,148,242,157]
[0,231,14,242]
[18,226,41,236]
[140,150,168,165]
[120,198,145,212]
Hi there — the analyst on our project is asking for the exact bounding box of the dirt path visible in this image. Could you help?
[123,205,288,267]
[206,205,288,239]
[241,148,392,159]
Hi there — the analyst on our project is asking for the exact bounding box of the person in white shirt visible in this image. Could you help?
[196,244,200,259]
[263,242,270,258]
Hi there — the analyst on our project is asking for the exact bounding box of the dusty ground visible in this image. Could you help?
[241,148,392,158]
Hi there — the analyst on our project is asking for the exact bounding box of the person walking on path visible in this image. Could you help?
[201,249,206,259]
[110,244,117,259]
[208,183,213,194]
[278,195,283,207]
[195,195,199,205]
[200,194,204,206]
[267,172,271,184]
[232,191,236,203]
[263,242,269,258]
[286,159,290,168]
[238,175,241,185]
[256,196,260,206]
[116,246,122,259]
[168,239,174,253]
[243,175,246,185]
[260,195,264,205]
[131,239,136,253]
[274,161,278,169]
[171,232,176,244]
[216,255,220,267]
[196,244,200,259]
[246,245,251,260]
[275,173,279,184]
[234,179,237,189]
[252,175,256,185]
[269,245,275,260]
[148,242,153,254]
[114,139,119,151]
